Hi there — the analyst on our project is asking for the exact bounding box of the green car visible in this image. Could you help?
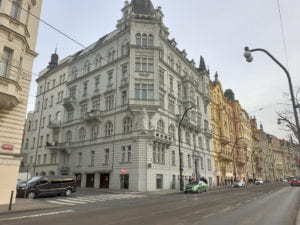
[184,180,208,193]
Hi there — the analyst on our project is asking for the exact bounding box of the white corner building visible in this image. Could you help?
[23,0,214,191]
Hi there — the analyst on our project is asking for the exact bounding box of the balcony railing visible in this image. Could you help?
[63,96,76,110]
[83,110,102,122]
[48,120,61,129]
[150,130,174,146]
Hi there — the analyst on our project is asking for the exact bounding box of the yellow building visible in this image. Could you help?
[0,0,42,205]
[210,74,234,186]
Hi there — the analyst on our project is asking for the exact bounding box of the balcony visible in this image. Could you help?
[63,96,76,110]
[219,135,230,145]
[45,142,65,151]
[83,110,102,122]
[150,130,174,146]
[236,158,246,166]
[217,152,232,162]
[0,77,22,109]
[128,99,160,114]
[203,128,213,139]
[48,120,61,129]
[176,114,201,133]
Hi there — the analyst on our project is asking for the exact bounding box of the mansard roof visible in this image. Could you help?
[131,0,155,15]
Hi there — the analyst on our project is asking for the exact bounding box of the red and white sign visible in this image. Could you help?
[2,144,14,151]
[121,168,127,174]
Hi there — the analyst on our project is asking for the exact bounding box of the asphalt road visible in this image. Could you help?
[0,184,299,225]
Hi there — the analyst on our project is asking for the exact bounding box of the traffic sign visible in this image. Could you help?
[121,168,126,174]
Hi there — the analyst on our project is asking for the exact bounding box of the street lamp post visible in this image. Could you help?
[178,106,195,191]
[244,47,300,147]
[232,137,244,181]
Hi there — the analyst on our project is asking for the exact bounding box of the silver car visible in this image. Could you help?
[255,178,264,185]
[233,180,246,188]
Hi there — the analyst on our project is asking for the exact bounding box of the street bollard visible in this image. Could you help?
[8,190,14,211]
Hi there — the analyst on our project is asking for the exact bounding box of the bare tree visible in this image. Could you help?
[277,87,300,145]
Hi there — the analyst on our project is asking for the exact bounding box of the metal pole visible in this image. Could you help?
[178,106,195,191]
[8,191,14,211]
[245,47,300,147]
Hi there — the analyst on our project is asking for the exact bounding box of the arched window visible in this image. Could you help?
[40,171,46,176]
[66,130,72,143]
[79,127,86,141]
[157,119,164,132]
[123,117,132,134]
[168,125,175,138]
[148,34,153,46]
[142,34,147,47]
[56,111,61,121]
[91,125,98,140]
[105,121,114,136]
[186,131,190,144]
[48,171,55,176]
[136,33,141,46]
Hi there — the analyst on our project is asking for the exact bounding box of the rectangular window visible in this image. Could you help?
[180,152,184,168]
[120,174,129,189]
[105,95,114,110]
[168,99,175,113]
[135,83,154,100]
[172,151,175,166]
[67,110,74,121]
[135,57,141,71]
[92,98,100,110]
[37,155,41,165]
[207,159,212,171]
[156,174,163,189]
[0,47,12,78]
[105,149,109,165]
[70,87,76,97]
[10,0,21,20]
[25,139,29,149]
[200,157,204,170]
[90,151,95,166]
[153,142,156,163]
[121,90,127,105]
[43,154,47,164]
[121,64,128,78]
[39,136,43,147]
[188,154,191,168]
[44,98,48,109]
[83,82,88,96]
[128,146,131,163]
[41,117,45,128]
[135,57,154,72]
[95,76,100,90]
[50,95,53,107]
[121,146,126,163]
[159,69,165,87]
[78,153,82,167]
[160,93,165,109]
[169,76,174,91]
[32,137,35,149]
[52,79,56,88]
[81,103,88,117]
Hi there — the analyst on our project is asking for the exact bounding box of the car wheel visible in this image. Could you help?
[27,191,36,199]
[204,189,208,192]
[65,189,72,197]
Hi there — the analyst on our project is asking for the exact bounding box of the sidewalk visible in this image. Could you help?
[0,198,59,215]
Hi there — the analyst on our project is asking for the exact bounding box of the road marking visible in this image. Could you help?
[245,199,251,203]
[194,198,198,200]
[0,210,74,222]
[47,200,75,205]
[55,199,87,204]
[203,213,214,218]
[71,197,97,202]
[223,207,233,212]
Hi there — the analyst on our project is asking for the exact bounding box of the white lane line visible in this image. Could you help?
[203,213,214,218]
[0,210,74,221]
[71,198,97,202]
[245,199,251,203]
[47,200,75,205]
[223,207,233,212]
[55,199,87,204]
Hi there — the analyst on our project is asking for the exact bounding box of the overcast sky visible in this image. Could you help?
[27,0,300,140]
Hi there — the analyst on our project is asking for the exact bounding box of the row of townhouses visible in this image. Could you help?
[21,0,300,192]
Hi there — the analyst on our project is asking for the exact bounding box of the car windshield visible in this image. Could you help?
[27,176,42,184]
[188,181,199,185]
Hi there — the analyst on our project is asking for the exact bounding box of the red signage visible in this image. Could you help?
[2,144,14,151]
[121,168,126,174]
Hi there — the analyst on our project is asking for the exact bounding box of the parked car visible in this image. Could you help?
[233,180,246,188]
[17,175,76,199]
[282,179,288,183]
[255,178,264,185]
[291,177,300,187]
[184,180,208,193]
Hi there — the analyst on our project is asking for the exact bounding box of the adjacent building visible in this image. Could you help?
[0,0,42,205]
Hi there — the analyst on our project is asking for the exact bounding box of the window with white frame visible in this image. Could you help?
[25,139,29,149]
[105,121,113,136]
[91,125,98,140]
[95,76,100,90]
[69,86,76,97]
[168,99,175,114]
[159,69,165,87]
[78,152,82,167]
[159,93,165,109]
[157,119,164,132]
[135,57,154,72]
[10,0,21,20]
[153,143,165,164]
[107,70,113,85]
[148,34,153,46]
[121,64,128,78]
[207,159,212,171]
[85,61,91,74]
[172,150,175,166]
[169,76,174,92]
[123,117,132,134]
[136,33,141,46]
[188,154,191,168]
[66,131,72,142]
[67,110,74,121]
[90,151,95,166]
[121,90,128,105]
[92,98,100,110]
[168,125,175,138]
[83,81,88,96]
[186,131,190,144]
[71,67,77,80]
[95,55,102,68]
[104,149,109,165]
[0,47,13,78]
[153,142,157,163]
[135,83,154,100]
[80,102,88,117]
[200,157,204,169]
[142,34,147,47]
[105,95,114,110]
[78,127,86,142]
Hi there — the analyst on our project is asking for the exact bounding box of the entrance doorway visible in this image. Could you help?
[100,173,110,188]
[75,174,82,187]
[120,174,129,189]
[86,174,95,188]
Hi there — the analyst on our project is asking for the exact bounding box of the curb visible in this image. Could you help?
[0,205,60,216]
[296,206,300,225]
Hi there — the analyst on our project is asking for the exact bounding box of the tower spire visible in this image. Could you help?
[199,56,206,72]
[131,0,155,15]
